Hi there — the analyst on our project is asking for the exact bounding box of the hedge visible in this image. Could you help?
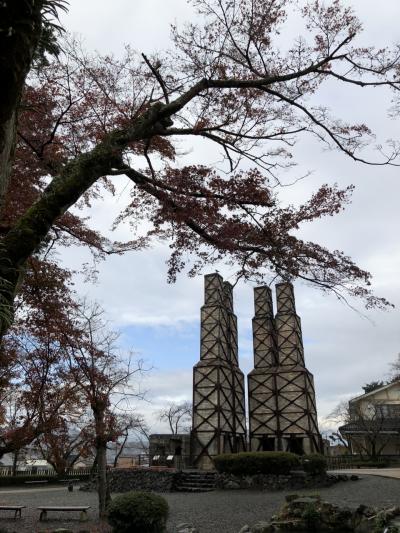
[107,491,169,533]
[300,454,327,475]
[214,452,300,475]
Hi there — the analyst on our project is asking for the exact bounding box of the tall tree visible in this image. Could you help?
[0,67,131,333]
[389,354,400,383]
[0,0,67,209]
[59,301,144,519]
[36,408,94,475]
[0,250,90,461]
[158,401,192,435]
[0,0,115,337]
[0,0,399,339]
[362,381,386,394]
[332,399,396,460]
[0,52,131,424]
[0,333,76,460]
[112,414,145,468]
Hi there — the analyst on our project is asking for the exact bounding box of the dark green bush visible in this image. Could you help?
[301,502,320,531]
[107,491,169,533]
[214,452,300,476]
[301,454,327,475]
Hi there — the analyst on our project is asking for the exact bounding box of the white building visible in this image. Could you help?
[339,381,400,457]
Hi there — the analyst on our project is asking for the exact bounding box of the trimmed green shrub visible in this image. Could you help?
[214,452,300,476]
[301,454,327,475]
[107,491,169,533]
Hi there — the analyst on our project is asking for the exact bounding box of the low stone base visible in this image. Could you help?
[80,468,355,495]
[215,471,353,491]
[80,468,176,493]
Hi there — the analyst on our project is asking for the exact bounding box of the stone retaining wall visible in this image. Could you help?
[216,471,336,491]
[81,468,342,493]
[108,468,176,493]
[80,468,176,493]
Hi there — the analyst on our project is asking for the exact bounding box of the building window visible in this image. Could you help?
[376,404,400,418]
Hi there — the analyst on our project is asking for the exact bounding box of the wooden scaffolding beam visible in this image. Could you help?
[248,283,322,454]
[192,274,246,469]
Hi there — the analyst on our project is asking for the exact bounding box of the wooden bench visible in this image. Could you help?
[24,480,49,484]
[0,505,26,519]
[38,505,91,521]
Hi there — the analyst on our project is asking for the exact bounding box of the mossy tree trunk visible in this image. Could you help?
[0,0,44,334]
[0,0,43,209]
[0,104,169,337]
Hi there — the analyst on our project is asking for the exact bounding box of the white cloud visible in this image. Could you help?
[128,369,193,433]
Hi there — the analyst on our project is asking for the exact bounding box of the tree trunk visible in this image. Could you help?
[371,441,377,461]
[113,432,128,468]
[0,110,16,208]
[0,103,165,338]
[0,1,44,339]
[0,0,43,209]
[93,405,111,519]
[90,450,98,477]
[97,442,110,519]
[12,449,19,476]
[54,461,67,477]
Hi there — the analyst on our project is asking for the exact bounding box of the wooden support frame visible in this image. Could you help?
[248,283,322,454]
[192,274,246,469]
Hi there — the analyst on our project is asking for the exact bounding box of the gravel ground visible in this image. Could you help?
[0,485,107,532]
[0,476,398,532]
[164,475,400,532]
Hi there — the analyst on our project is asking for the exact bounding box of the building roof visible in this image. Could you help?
[349,380,400,404]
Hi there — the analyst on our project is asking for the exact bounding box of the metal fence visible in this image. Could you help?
[9,454,398,474]
[326,455,400,470]
[0,466,94,477]
[135,454,150,466]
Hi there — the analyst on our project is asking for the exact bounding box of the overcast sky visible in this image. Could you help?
[58,1,400,435]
